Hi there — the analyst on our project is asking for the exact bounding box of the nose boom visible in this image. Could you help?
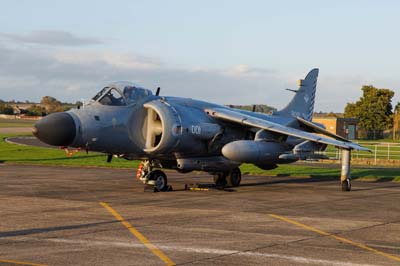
[33,112,76,146]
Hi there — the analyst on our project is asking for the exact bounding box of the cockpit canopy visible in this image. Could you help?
[92,81,153,106]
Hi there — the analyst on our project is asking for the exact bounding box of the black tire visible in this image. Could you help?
[341,178,351,192]
[227,168,241,187]
[213,172,227,187]
[149,170,168,191]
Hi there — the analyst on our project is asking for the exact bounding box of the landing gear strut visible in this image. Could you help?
[213,167,242,188]
[137,160,170,192]
[213,172,227,187]
[341,149,351,192]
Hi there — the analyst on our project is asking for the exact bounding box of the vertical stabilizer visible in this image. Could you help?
[276,68,319,121]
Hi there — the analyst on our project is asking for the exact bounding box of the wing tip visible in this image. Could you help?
[350,143,371,152]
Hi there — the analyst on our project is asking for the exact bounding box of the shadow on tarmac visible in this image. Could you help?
[0,219,133,239]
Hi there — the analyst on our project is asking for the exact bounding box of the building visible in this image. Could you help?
[312,117,359,140]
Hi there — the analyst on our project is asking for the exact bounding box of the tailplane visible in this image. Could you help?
[276,68,319,121]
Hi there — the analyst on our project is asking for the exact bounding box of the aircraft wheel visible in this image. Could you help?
[341,178,351,192]
[227,168,241,187]
[149,170,168,191]
[213,172,227,187]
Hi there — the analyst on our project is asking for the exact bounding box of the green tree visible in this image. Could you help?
[0,103,14,115]
[26,105,46,116]
[344,103,358,118]
[344,85,395,139]
[40,96,63,113]
[229,104,276,113]
[327,112,337,117]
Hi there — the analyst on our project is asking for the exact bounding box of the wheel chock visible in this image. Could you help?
[184,183,211,191]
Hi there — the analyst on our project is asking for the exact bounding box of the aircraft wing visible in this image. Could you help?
[205,108,370,151]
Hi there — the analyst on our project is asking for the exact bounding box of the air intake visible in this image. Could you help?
[144,106,163,151]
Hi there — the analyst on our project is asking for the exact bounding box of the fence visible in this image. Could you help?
[319,142,400,165]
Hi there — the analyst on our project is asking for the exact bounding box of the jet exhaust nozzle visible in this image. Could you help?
[33,112,76,146]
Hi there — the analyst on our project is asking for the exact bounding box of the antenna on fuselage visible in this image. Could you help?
[285,88,298,93]
[155,87,161,96]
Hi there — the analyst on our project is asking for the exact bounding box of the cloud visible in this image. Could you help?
[0,30,308,107]
[222,64,276,78]
[53,51,162,70]
[65,84,81,92]
[315,74,400,112]
[0,30,103,46]
[2,38,396,112]
[0,44,287,107]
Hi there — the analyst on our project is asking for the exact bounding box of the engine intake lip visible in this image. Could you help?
[143,105,165,153]
[128,100,181,154]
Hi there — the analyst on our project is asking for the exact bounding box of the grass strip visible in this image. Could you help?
[1,133,399,181]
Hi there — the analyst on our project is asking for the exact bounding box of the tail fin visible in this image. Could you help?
[276,68,319,121]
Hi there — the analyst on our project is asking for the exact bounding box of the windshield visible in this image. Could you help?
[92,87,108,101]
[92,82,153,106]
[98,88,126,106]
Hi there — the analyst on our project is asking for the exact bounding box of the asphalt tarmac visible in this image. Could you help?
[1,164,400,266]
[6,136,55,149]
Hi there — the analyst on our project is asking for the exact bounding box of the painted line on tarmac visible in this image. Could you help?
[0,259,47,266]
[23,237,377,266]
[99,202,175,266]
[269,214,400,263]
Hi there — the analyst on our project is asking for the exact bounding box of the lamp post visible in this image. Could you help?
[394,110,398,140]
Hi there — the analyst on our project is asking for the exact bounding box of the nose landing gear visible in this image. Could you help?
[148,170,169,191]
[137,160,171,192]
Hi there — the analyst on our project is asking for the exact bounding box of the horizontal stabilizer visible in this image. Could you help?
[296,116,350,142]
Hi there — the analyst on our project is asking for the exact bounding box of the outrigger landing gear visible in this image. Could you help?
[213,167,242,188]
[340,149,351,192]
[137,160,171,192]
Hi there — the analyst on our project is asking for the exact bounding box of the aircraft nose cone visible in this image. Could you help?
[33,112,76,146]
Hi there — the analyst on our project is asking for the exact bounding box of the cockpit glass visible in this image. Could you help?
[122,86,151,103]
[98,88,126,106]
[92,87,107,101]
[93,81,153,105]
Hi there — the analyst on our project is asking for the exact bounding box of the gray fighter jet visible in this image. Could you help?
[33,68,368,192]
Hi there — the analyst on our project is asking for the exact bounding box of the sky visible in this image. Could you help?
[0,0,399,112]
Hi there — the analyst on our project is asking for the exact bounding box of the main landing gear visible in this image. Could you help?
[137,160,171,192]
[213,167,242,188]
